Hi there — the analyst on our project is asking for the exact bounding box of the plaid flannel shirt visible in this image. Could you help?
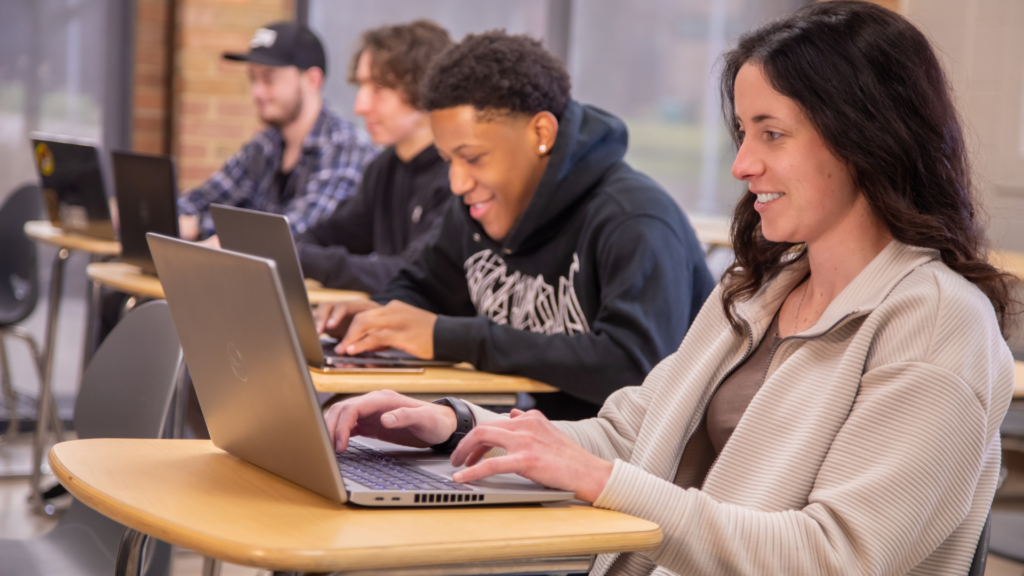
[178,103,378,238]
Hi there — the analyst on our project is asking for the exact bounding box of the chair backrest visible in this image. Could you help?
[73,300,182,440]
[0,183,43,326]
[968,513,991,576]
[58,300,181,576]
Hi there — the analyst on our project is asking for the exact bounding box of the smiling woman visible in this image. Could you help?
[719,1,1019,337]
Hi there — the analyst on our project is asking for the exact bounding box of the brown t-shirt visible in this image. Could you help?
[607,314,784,576]
[672,312,782,488]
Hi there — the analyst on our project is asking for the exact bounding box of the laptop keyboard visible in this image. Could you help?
[338,441,473,492]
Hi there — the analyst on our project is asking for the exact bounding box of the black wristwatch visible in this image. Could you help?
[431,397,475,453]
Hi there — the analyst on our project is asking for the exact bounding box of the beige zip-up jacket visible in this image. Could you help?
[470,241,1014,575]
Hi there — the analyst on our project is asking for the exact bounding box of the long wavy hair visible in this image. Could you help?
[719,1,1019,336]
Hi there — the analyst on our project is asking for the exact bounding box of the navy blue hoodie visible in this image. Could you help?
[374,101,716,420]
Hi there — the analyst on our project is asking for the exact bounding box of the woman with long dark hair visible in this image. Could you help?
[323,3,1017,574]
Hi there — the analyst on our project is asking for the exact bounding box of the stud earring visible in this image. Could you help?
[539,144,547,153]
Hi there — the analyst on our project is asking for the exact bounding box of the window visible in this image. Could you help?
[0,0,132,201]
[308,0,549,120]
[307,0,808,216]
[569,0,807,215]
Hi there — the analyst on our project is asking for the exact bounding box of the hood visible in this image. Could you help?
[499,100,628,253]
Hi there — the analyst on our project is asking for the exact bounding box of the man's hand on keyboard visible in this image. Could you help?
[324,390,458,453]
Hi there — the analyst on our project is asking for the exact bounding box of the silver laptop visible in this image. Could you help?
[147,233,574,507]
[209,204,453,370]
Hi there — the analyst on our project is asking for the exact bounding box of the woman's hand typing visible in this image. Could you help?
[449,409,613,502]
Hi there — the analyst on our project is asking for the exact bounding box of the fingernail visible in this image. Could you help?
[381,413,396,426]
[452,472,463,482]
[347,345,357,354]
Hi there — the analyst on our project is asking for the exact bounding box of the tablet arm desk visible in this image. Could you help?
[50,439,662,576]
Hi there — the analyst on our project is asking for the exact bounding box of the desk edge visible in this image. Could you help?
[48,443,662,571]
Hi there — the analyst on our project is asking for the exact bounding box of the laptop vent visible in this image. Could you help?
[414,493,483,504]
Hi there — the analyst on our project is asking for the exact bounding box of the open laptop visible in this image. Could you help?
[147,233,574,507]
[30,135,115,240]
[112,151,180,275]
[209,204,453,370]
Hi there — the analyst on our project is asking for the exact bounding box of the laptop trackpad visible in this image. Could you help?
[357,437,555,492]
[410,459,553,492]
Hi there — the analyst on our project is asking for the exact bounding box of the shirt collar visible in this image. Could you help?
[733,240,940,340]
[300,102,332,151]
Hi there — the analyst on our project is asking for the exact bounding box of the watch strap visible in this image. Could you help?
[430,397,474,453]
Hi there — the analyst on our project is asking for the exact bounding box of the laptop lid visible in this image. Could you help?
[209,204,325,367]
[30,134,115,240]
[147,233,347,504]
[112,151,180,275]
[209,204,454,370]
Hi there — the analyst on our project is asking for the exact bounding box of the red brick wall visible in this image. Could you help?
[131,0,295,192]
[174,0,295,191]
[132,0,172,155]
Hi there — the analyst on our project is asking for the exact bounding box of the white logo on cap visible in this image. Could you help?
[250,28,277,49]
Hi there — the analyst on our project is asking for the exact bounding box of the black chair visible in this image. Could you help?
[0,183,44,445]
[0,301,181,576]
[969,513,990,576]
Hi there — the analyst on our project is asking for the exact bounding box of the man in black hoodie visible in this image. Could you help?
[294,21,454,293]
[318,31,715,420]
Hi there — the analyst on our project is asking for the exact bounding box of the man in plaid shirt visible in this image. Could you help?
[178,22,378,240]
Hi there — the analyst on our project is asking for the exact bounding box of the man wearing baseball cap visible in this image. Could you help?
[178,21,378,240]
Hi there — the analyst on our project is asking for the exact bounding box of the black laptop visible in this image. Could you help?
[30,135,115,240]
[112,151,180,275]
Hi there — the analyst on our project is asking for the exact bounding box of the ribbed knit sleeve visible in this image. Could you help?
[592,361,991,576]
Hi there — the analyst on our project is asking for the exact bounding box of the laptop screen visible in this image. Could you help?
[31,136,114,240]
[112,151,180,275]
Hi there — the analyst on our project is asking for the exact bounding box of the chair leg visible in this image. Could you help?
[0,327,48,482]
[5,326,49,439]
[0,331,20,445]
[115,527,148,576]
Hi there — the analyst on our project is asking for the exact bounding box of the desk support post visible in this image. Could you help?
[81,254,108,376]
[115,527,147,576]
[202,557,222,576]
[30,247,70,509]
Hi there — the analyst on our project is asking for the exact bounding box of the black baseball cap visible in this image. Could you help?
[224,21,328,76]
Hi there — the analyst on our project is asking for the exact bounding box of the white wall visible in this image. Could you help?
[903,0,1024,251]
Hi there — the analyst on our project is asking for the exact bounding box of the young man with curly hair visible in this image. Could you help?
[294,21,456,293]
[317,31,715,420]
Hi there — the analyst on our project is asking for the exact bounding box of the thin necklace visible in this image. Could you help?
[793,281,809,335]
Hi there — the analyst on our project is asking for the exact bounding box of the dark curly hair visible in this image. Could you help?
[719,1,1019,337]
[347,20,452,110]
[420,30,571,118]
